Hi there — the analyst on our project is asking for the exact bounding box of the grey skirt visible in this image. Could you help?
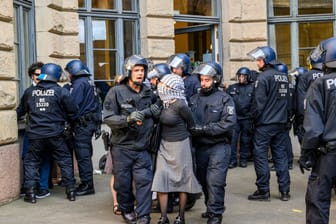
[151,137,202,193]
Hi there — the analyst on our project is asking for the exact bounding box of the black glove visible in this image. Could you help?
[298,149,313,174]
[190,125,207,136]
[94,125,102,140]
[150,103,162,118]
[127,111,145,124]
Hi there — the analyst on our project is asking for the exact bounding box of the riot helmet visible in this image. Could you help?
[192,61,223,87]
[119,55,148,84]
[147,63,171,80]
[247,46,277,65]
[323,37,336,69]
[236,67,251,84]
[37,63,63,82]
[64,60,91,77]
[290,67,308,77]
[167,53,190,76]
[274,63,288,74]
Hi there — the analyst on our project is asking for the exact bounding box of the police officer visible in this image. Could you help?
[274,63,296,170]
[190,62,236,224]
[226,67,254,168]
[18,63,78,203]
[103,55,161,224]
[17,62,53,199]
[298,37,336,224]
[147,63,171,91]
[247,46,291,201]
[64,60,102,196]
[168,53,200,103]
[295,52,324,144]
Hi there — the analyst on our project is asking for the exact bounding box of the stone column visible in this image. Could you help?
[0,0,20,205]
[222,0,267,83]
[35,0,80,67]
[139,0,175,63]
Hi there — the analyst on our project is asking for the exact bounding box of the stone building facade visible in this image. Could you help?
[0,0,267,205]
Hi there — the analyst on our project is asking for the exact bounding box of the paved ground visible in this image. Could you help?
[1,160,336,224]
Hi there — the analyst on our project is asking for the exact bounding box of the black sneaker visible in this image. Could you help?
[136,215,151,224]
[248,190,270,201]
[228,162,237,169]
[280,192,290,201]
[36,189,50,199]
[239,161,247,168]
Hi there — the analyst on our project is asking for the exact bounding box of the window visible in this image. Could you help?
[78,0,139,88]
[268,0,335,69]
[173,0,222,68]
[13,0,36,99]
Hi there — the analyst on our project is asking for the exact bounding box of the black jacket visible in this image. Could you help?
[226,83,254,120]
[16,81,78,139]
[103,83,158,151]
[250,67,290,126]
[190,88,236,145]
[295,69,324,121]
[302,72,336,150]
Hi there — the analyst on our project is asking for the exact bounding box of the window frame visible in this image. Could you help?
[173,0,223,63]
[267,0,336,68]
[78,0,140,82]
[14,0,36,99]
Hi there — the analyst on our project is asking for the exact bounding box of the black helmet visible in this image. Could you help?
[192,61,223,87]
[147,63,171,80]
[119,55,148,83]
[64,60,91,76]
[236,67,251,82]
[167,53,191,75]
[37,63,63,82]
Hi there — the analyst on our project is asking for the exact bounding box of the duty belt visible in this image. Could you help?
[76,112,96,125]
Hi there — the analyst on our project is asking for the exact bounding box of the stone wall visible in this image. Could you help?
[222,0,267,83]
[139,0,175,63]
[35,0,80,66]
[0,0,20,205]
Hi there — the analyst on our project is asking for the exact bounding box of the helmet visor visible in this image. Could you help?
[168,56,184,69]
[247,47,266,61]
[192,64,217,77]
[147,69,159,79]
[310,44,325,63]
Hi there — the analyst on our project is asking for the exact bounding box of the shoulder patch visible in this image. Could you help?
[227,106,235,115]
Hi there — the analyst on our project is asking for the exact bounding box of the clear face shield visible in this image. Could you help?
[168,56,184,69]
[247,47,266,61]
[307,44,325,67]
[147,68,159,80]
[192,64,217,77]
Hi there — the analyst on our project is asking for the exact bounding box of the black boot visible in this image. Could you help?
[66,187,76,201]
[24,187,36,204]
[248,190,270,201]
[76,182,95,196]
[207,214,222,224]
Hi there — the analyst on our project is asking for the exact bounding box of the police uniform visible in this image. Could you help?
[69,75,101,195]
[18,70,78,203]
[250,66,291,198]
[226,82,254,167]
[301,72,336,223]
[103,83,158,219]
[190,87,236,219]
[295,69,324,144]
[183,73,200,103]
